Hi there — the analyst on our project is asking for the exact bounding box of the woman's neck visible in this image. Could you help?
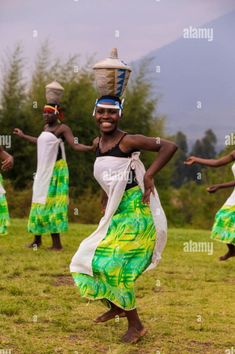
[47,122,59,128]
[101,129,122,142]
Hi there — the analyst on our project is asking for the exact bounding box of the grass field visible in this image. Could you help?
[0,219,235,354]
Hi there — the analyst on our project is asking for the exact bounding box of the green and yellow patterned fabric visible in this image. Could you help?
[0,174,10,235]
[28,159,69,235]
[211,205,235,245]
[72,185,156,310]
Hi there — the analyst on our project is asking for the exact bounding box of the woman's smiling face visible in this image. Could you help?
[95,103,120,134]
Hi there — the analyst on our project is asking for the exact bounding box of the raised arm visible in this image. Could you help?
[184,151,235,167]
[13,128,37,144]
[124,134,178,203]
[62,125,94,152]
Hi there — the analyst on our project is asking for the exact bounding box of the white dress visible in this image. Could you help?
[32,132,66,204]
[211,162,235,244]
[70,151,167,276]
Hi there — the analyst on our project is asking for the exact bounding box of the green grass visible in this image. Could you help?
[0,219,235,354]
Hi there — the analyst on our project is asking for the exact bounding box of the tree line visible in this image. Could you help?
[0,43,233,228]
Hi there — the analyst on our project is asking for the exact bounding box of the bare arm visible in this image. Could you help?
[185,151,235,167]
[62,125,94,152]
[0,147,14,171]
[125,134,178,175]
[207,180,235,193]
[101,189,108,214]
[13,128,37,144]
[216,181,235,189]
[124,134,178,203]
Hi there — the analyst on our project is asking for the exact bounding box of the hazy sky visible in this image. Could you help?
[1,0,235,68]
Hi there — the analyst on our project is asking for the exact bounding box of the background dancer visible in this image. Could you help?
[14,81,94,250]
[0,146,14,235]
[185,151,235,261]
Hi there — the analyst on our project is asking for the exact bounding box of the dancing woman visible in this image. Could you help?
[185,151,235,261]
[70,49,178,343]
[0,146,14,235]
[14,81,93,250]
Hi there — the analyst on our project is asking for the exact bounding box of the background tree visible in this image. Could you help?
[187,129,217,184]
[171,131,188,188]
[2,43,231,228]
[0,44,31,187]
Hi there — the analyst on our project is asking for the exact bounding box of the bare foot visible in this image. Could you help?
[94,308,126,323]
[138,327,148,337]
[47,246,63,251]
[219,250,235,261]
[121,326,147,344]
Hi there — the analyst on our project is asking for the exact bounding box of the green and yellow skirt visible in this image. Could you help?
[72,185,156,310]
[28,159,69,235]
[211,205,235,245]
[0,174,10,235]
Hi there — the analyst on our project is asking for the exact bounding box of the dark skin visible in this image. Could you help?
[14,112,94,250]
[14,112,94,152]
[0,147,13,233]
[0,147,14,171]
[95,106,178,211]
[93,103,177,343]
[185,152,235,261]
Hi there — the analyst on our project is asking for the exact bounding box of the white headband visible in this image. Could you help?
[93,98,125,117]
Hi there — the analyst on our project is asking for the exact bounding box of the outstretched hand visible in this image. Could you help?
[13,128,24,137]
[207,185,219,193]
[184,156,197,165]
[142,173,155,204]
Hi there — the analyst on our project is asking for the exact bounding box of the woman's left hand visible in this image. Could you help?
[142,173,155,204]
[207,184,220,193]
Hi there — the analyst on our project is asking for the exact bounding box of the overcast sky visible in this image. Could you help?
[1,0,235,68]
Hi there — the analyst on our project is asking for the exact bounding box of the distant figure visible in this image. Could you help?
[185,151,235,261]
[0,146,14,235]
[14,81,94,250]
